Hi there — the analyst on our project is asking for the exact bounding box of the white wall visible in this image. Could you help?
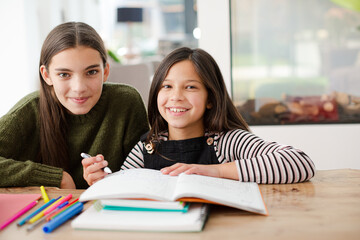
[250,124,360,170]
[0,0,103,117]
[197,0,359,170]
[0,0,38,117]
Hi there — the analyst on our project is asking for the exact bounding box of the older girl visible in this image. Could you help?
[0,22,149,188]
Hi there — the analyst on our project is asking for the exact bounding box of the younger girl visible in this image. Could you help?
[0,22,149,188]
[122,47,315,184]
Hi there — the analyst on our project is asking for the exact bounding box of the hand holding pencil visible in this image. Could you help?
[81,153,112,186]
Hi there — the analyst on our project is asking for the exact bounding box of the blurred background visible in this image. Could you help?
[0,0,199,115]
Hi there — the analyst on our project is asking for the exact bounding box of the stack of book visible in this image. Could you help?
[72,168,268,232]
[73,199,208,232]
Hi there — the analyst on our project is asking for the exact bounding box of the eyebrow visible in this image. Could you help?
[85,64,101,70]
[54,64,101,72]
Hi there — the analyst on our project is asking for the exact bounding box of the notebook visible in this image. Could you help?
[99,199,189,212]
[0,193,42,229]
[72,202,209,232]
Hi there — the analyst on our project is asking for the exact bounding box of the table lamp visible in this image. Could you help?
[117,7,143,60]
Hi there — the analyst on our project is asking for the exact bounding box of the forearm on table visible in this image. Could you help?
[219,161,240,180]
[0,158,63,187]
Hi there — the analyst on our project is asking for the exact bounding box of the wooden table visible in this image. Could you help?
[0,169,359,240]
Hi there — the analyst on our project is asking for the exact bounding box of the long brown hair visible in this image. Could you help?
[147,47,249,143]
[38,22,107,170]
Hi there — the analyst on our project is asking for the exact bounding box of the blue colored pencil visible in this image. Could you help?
[42,202,84,233]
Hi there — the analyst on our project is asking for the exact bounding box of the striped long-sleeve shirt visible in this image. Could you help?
[122,129,316,184]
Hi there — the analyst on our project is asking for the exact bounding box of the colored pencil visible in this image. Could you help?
[29,196,63,224]
[46,198,79,221]
[17,198,57,226]
[43,194,72,215]
[40,186,49,203]
[43,202,84,233]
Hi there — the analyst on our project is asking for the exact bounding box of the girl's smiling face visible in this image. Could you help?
[157,60,211,140]
[40,46,109,115]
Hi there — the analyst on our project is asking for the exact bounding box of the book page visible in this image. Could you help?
[79,169,178,202]
[173,174,267,214]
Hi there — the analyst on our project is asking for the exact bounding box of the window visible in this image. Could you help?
[102,0,198,63]
[231,0,360,125]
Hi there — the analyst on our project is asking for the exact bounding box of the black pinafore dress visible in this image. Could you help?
[142,134,219,170]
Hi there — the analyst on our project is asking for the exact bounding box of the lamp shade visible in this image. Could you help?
[117,7,143,22]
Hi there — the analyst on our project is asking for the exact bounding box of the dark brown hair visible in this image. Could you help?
[38,22,107,170]
[147,47,249,143]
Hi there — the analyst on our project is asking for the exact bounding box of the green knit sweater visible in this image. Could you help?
[0,83,149,189]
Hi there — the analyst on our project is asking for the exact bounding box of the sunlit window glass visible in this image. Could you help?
[231,0,360,125]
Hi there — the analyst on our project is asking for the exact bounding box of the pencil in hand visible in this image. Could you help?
[81,153,112,174]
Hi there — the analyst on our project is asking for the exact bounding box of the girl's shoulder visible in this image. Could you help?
[103,82,141,97]
[212,129,252,141]
[0,91,39,128]
[102,83,145,109]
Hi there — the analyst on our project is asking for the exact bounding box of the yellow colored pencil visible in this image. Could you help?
[28,196,63,223]
[40,186,49,203]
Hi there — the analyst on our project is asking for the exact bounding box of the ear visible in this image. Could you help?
[103,63,110,83]
[206,100,213,109]
[40,65,53,86]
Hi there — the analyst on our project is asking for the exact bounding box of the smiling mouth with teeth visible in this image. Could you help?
[169,108,187,113]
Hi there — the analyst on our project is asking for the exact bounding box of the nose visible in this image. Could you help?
[71,76,87,93]
[170,87,184,101]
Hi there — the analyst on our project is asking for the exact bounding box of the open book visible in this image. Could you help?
[79,168,268,215]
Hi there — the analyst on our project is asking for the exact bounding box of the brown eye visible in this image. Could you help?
[87,70,98,75]
[59,73,70,78]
